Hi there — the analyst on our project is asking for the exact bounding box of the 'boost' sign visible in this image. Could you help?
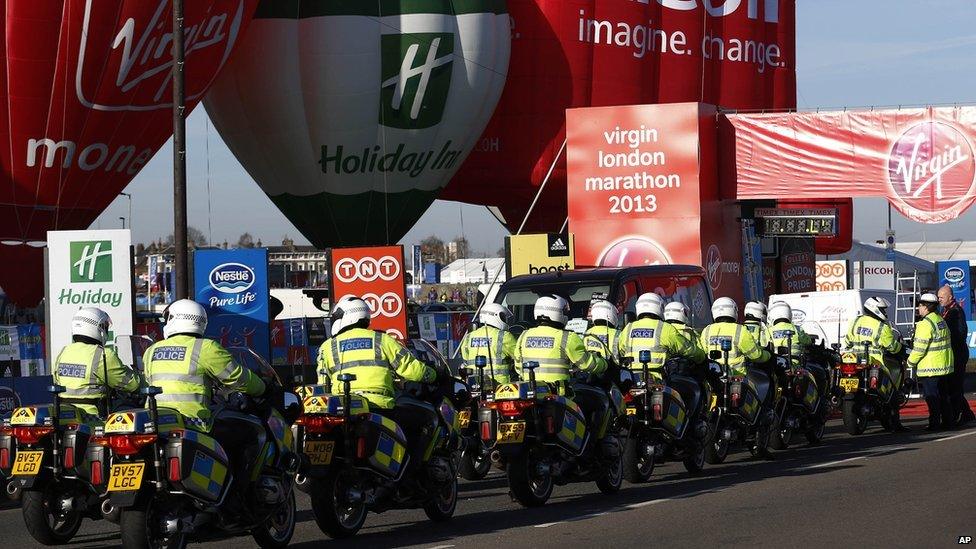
[328,246,408,341]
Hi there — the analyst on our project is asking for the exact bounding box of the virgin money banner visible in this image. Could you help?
[328,246,408,341]
[442,0,797,233]
[727,106,976,223]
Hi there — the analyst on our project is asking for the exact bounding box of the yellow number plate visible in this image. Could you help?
[497,422,526,444]
[107,463,145,492]
[840,377,860,393]
[304,441,335,466]
[11,450,43,476]
[626,407,637,416]
[458,410,471,429]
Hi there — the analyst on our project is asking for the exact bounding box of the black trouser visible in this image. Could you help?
[570,382,610,442]
[382,398,438,474]
[920,376,953,428]
[948,350,974,423]
[211,411,267,485]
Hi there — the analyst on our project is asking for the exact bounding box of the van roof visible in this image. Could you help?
[503,265,707,287]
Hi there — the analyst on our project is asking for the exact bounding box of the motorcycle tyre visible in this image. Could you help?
[507,452,553,508]
[310,469,368,539]
[842,399,868,435]
[22,488,83,546]
[458,448,491,481]
[119,501,188,549]
[622,435,655,483]
[252,490,296,549]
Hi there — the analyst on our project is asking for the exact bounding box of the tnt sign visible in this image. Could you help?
[329,246,408,341]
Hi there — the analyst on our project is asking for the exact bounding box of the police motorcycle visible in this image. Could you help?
[458,355,502,481]
[294,339,469,539]
[704,340,779,463]
[836,340,910,435]
[479,358,625,507]
[799,321,845,408]
[768,337,829,449]
[0,335,150,545]
[621,350,715,482]
[89,347,302,549]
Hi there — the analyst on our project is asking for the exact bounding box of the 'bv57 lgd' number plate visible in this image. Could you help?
[497,422,526,444]
[108,463,145,492]
[11,451,43,476]
[840,377,860,393]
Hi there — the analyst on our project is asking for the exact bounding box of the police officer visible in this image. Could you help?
[700,297,771,391]
[318,296,438,468]
[910,293,954,431]
[53,308,141,417]
[844,296,907,431]
[768,301,810,364]
[664,301,701,349]
[458,303,517,384]
[585,300,622,361]
[743,301,773,352]
[618,293,702,382]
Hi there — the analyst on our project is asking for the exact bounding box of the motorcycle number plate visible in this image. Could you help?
[305,440,335,465]
[458,410,471,429]
[840,377,860,393]
[107,462,145,492]
[11,450,43,476]
[497,422,526,444]
[626,407,637,416]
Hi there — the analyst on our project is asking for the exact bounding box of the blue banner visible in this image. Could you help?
[937,260,972,321]
[194,249,271,361]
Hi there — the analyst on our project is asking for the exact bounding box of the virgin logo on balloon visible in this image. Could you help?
[886,121,976,222]
[78,0,248,110]
[334,256,401,283]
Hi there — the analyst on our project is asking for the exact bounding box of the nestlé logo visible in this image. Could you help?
[209,263,255,294]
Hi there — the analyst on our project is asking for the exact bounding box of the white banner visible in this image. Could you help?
[853,261,895,290]
[815,260,848,292]
[46,230,133,365]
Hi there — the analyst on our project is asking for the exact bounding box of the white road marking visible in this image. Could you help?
[801,455,867,470]
[934,430,976,443]
[428,545,456,549]
[534,511,609,528]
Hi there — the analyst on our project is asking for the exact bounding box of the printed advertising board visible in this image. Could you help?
[194,249,271,361]
[816,260,848,292]
[328,246,408,341]
[505,233,576,278]
[852,261,895,291]
[46,229,133,365]
[938,260,971,321]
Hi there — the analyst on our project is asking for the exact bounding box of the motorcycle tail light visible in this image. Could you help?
[869,375,878,389]
[546,416,555,434]
[480,422,491,441]
[356,437,367,460]
[295,415,344,434]
[64,447,75,469]
[795,384,804,398]
[840,364,858,376]
[90,461,103,486]
[168,457,181,482]
[623,392,634,404]
[652,403,663,422]
[0,448,8,469]
[731,392,741,407]
[107,434,157,457]
[12,426,54,445]
[498,400,534,417]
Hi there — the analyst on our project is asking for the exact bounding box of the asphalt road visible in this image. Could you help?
[4,416,975,548]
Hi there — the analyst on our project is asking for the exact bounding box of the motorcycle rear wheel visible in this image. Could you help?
[769,424,793,450]
[682,443,706,474]
[805,418,827,444]
[842,400,868,435]
[252,490,296,549]
[458,447,492,481]
[596,441,623,495]
[310,469,368,539]
[704,436,729,465]
[22,488,83,546]
[622,435,655,483]
[119,500,188,549]
[423,477,458,521]
[507,452,553,507]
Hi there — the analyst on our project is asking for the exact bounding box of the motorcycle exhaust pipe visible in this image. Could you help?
[490,450,502,463]
[5,482,18,496]
[101,499,115,517]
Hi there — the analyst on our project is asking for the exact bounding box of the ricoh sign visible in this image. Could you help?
[852,261,895,291]
[328,246,408,341]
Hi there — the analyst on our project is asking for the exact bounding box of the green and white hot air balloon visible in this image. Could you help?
[205,0,510,247]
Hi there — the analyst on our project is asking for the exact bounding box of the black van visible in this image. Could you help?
[494,265,714,333]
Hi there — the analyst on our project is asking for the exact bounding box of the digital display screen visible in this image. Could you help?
[755,208,838,237]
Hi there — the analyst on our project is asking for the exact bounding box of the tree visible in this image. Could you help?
[496,246,506,258]
[420,235,445,263]
[450,236,470,260]
[166,226,208,248]
[237,232,255,248]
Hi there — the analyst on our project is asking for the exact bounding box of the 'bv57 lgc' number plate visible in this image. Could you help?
[108,463,145,492]
[497,422,526,444]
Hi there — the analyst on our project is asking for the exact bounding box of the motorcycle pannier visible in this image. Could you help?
[355,413,409,480]
[542,396,587,453]
[164,430,231,502]
[729,377,761,423]
[649,385,688,438]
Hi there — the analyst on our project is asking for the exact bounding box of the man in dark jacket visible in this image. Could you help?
[938,285,975,426]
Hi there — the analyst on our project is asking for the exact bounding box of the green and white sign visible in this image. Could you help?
[46,230,133,364]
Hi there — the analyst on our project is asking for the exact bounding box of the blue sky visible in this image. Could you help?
[91,0,976,254]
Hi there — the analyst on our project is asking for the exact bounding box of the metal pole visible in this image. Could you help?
[119,217,126,229]
[172,0,189,299]
[120,192,132,233]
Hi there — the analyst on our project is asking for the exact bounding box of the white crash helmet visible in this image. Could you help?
[534,295,569,326]
[330,296,372,336]
[711,297,738,322]
[863,296,890,321]
[744,301,767,321]
[163,299,208,339]
[479,303,513,331]
[635,292,665,319]
[590,300,619,328]
[768,301,792,324]
[664,301,690,325]
[71,307,112,345]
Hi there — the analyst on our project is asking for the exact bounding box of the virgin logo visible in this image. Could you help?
[887,121,976,222]
[77,0,247,111]
[706,244,722,290]
[597,236,672,267]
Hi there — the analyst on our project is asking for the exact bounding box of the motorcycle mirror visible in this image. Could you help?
[523,361,539,371]
[458,367,472,378]
[831,343,841,351]
[777,346,789,356]
[141,386,163,396]
[708,350,723,361]
[337,373,357,383]
[638,349,651,364]
[474,355,488,368]
[720,339,733,352]
[47,385,66,395]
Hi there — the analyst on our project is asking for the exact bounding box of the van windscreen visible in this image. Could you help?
[498,282,612,327]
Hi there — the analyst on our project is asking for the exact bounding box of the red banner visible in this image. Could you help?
[726,106,976,223]
[443,0,796,233]
[327,246,408,341]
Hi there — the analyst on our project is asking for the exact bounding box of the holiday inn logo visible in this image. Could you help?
[380,32,454,130]
[70,240,113,283]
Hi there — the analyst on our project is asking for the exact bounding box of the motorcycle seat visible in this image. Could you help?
[394,395,438,415]
[668,375,702,416]
[746,368,771,403]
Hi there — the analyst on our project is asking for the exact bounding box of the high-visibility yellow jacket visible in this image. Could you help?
[845,314,902,364]
[515,325,607,384]
[53,342,142,416]
[143,335,265,423]
[459,325,517,383]
[908,312,953,377]
[318,327,435,409]
[584,325,621,361]
[618,318,703,381]
[769,321,811,364]
[744,320,772,349]
[668,321,703,359]
[700,321,771,376]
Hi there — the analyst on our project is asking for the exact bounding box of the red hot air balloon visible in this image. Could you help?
[441,0,797,231]
[0,0,258,305]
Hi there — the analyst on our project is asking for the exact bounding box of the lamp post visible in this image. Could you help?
[119,217,126,229]
[120,192,132,232]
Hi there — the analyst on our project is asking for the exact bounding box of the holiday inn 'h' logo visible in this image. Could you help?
[70,241,113,283]
[380,32,454,130]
